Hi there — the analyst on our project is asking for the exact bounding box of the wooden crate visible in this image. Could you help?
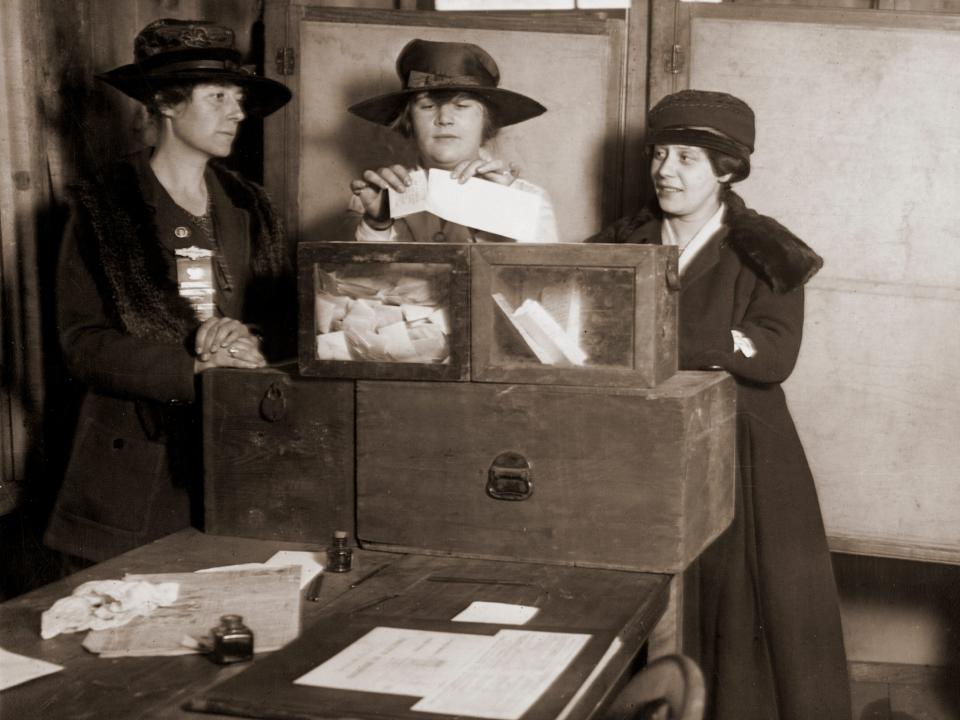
[356,372,735,573]
[472,243,678,388]
[202,365,354,544]
[298,242,470,381]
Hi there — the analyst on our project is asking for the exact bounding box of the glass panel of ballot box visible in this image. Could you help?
[299,242,678,387]
[298,242,470,381]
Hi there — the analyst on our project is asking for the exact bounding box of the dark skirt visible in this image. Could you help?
[698,383,851,720]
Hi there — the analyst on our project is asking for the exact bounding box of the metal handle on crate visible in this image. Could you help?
[259,382,287,422]
[486,452,533,501]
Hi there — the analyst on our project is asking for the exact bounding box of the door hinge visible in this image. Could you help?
[665,44,685,75]
[276,47,295,76]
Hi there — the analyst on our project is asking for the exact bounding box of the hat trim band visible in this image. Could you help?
[146,59,257,77]
[407,70,489,90]
[645,127,752,158]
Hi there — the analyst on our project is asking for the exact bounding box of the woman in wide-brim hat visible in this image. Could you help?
[347,38,559,244]
[45,18,295,564]
[589,90,851,720]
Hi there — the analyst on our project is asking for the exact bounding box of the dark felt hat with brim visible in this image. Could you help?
[97,18,291,117]
[348,39,546,128]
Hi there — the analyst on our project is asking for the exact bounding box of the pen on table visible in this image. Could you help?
[349,563,389,589]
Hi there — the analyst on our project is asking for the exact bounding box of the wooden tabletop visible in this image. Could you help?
[0,529,670,720]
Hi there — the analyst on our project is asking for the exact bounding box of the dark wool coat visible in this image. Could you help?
[589,191,851,720]
[45,152,294,563]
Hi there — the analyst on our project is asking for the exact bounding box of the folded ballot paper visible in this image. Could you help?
[388,168,542,242]
[315,268,450,364]
[493,293,587,366]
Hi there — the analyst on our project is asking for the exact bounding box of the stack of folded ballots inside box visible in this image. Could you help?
[315,269,450,364]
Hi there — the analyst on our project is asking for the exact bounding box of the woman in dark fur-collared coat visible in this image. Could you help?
[44,19,294,563]
[589,90,851,720]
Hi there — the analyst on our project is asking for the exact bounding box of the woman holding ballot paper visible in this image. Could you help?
[347,39,559,243]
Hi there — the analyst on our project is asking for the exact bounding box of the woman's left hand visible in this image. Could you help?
[450,158,518,186]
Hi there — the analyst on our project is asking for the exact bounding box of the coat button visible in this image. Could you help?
[175,226,191,238]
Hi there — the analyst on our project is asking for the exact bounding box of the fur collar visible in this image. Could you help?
[73,152,287,344]
[721,191,822,293]
[589,191,822,293]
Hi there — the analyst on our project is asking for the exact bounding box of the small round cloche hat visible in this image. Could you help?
[646,90,755,180]
[348,39,546,128]
[97,18,292,117]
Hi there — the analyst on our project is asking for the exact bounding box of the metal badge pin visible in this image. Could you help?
[175,226,191,239]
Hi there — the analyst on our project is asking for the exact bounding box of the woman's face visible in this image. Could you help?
[163,83,246,159]
[410,92,486,170]
[650,144,728,222]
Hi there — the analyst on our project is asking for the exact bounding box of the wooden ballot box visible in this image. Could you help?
[356,372,735,574]
[202,365,355,544]
[299,242,679,389]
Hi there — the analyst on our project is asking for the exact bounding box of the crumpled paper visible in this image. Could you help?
[41,579,179,640]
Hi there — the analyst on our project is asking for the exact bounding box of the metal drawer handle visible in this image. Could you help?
[487,451,533,501]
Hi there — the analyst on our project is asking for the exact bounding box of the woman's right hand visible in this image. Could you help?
[350,165,413,224]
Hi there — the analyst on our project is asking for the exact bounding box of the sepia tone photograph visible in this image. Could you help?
[0,1,958,719]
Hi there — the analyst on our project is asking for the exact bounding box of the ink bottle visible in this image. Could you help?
[327,530,353,573]
[211,614,254,664]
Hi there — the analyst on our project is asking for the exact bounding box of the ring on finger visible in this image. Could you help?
[228,346,238,356]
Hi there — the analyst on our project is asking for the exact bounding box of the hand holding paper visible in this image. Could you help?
[389,169,543,242]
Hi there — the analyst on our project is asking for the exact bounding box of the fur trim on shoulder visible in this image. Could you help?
[724,191,823,293]
[75,161,199,344]
[586,207,659,244]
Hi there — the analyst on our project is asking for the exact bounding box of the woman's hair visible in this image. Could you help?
[391,91,499,143]
[144,82,199,120]
[704,147,749,185]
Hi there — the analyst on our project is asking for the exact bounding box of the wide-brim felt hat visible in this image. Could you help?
[348,39,546,128]
[97,18,291,117]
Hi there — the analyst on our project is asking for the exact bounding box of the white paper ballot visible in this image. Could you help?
[197,551,324,590]
[294,627,493,697]
[388,169,542,242]
[412,629,591,720]
[452,602,539,626]
[0,647,63,691]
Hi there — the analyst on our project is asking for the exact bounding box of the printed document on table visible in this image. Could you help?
[412,629,591,720]
[389,169,542,242]
[293,627,493,697]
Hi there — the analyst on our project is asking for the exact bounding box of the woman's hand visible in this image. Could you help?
[450,158,518,186]
[193,317,266,371]
[351,165,413,224]
[194,335,266,373]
